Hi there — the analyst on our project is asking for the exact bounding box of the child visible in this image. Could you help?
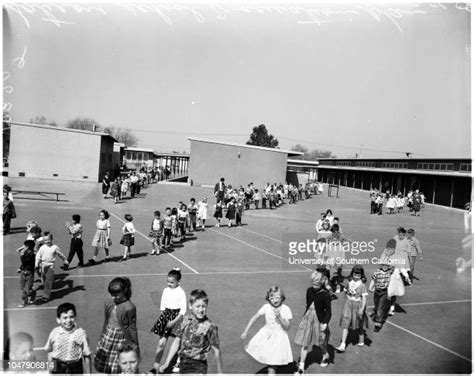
[118,343,140,374]
[236,198,244,226]
[150,268,187,373]
[406,229,423,280]
[253,189,261,209]
[177,204,189,242]
[197,197,208,229]
[159,289,223,374]
[171,207,178,240]
[110,178,121,204]
[95,277,139,374]
[380,238,411,316]
[386,195,396,214]
[149,211,163,255]
[162,208,173,249]
[120,214,135,261]
[261,190,268,209]
[121,175,130,200]
[44,302,92,374]
[241,286,293,374]
[89,209,111,265]
[369,260,393,332]
[18,240,36,307]
[226,198,236,227]
[294,271,332,371]
[335,266,369,352]
[35,232,69,302]
[6,332,35,361]
[3,189,16,235]
[397,195,405,213]
[187,198,198,232]
[214,200,223,228]
[65,214,84,269]
[102,172,111,198]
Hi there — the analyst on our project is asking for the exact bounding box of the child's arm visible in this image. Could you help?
[83,356,92,374]
[55,247,69,265]
[15,245,25,253]
[241,312,261,339]
[159,336,181,372]
[212,345,223,374]
[275,311,291,331]
[359,294,367,316]
[368,279,375,293]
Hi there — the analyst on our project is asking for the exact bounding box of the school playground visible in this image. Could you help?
[2,178,472,374]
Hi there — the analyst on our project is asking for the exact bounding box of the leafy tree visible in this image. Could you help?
[246,124,279,148]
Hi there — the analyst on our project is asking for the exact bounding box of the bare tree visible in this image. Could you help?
[66,117,99,131]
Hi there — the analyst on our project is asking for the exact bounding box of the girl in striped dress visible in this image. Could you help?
[150,268,186,373]
[89,210,111,264]
[94,277,138,374]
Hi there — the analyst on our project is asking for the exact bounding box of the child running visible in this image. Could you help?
[94,277,138,374]
[44,302,92,374]
[120,214,135,262]
[150,268,187,373]
[335,266,369,352]
[241,286,293,374]
[149,211,163,255]
[159,289,223,374]
[89,210,111,265]
[294,271,332,372]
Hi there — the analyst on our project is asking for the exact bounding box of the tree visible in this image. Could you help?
[66,117,99,131]
[290,144,335,160]
[30,115,57,126]
[246,124,279,148]
[112,128,138,147]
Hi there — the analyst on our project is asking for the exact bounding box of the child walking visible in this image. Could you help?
[18,240,36,307]
[110,178,121,204]
[226,198,237,227]
[369,260,393,332]
[241,286,293,374]
[214,200,223,228]
[159,289,223,374]
[335,266,369,352]
[162,208,173,249]
[177,204,189,242]
[94,277,139,374]
[120,214,135,262]
[35,232,69,302]
[149,211,163,255]
[44,302,92,374]
[406,229,423,280]
[65,214,84,269]
[197,197,208,229]
[294,271,332,372]
[150,268,187,373]
[187,198,198,232]
[89,210,111,265]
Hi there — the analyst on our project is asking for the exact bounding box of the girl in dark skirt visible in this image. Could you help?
[94,277,138,374]
[335,266,369,352]
[120,214,135,262]
[214,199,223,228]
[226,197,236,227]
[150,268,186,373]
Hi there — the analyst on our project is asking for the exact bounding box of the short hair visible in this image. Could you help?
[168,268,182,281]
[386,238,397,249]
[72,214,81,223]
[407,229,415,234]
[325,209,333,216]
[190,198,195,202]
[165,207,171,211]
[23,240,35,250]
[43,231,53,240]
[397,227,406,234]
[220,177,225,181]
[311,270,328,286]
[154,210,160,217]
[118,342,139,357]
[30,226,42,236]
[57,302,76,318]
[333,217,339,221]
[265,286,286,303]
[100,210,110,219]
[124,214,133,222]
[330,224,340,233]
[108,277,132,299]
[6,332,33,360]
[349,265,367,283]
[189,289,208,304]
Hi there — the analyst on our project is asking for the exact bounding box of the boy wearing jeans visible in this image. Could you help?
[44,302,92,374]
[369,261,393,332]
[159,289,223,374]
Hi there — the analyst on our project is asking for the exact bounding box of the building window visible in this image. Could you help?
[144,154,149,160]
[137,152,143,161]
[126,152,131,160]
[132,153,137,160]
[460,163,471,172]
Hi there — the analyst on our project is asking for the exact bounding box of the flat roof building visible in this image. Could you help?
[188,137,303,188]
[8,121,117,182]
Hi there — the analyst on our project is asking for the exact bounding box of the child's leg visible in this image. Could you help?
[336,328,348,351]
[20,272,27,304]
[409,255,416,275]
[104,247,110,259]
[153,336,168,369]
[43,265,54,300]
[298,346,309,370]
[267,365,276,374]
[358,328,365,345]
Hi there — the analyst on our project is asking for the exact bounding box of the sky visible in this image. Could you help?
[3,2,471,158]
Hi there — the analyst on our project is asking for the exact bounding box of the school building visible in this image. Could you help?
[316,158,472,209]
[188,137,303,188]
[7,121,117,182]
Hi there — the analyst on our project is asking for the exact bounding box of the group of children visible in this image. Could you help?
[370,188,425,216]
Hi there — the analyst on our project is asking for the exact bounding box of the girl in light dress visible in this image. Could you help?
[241,286,293,374]
[197,197,208,229]
[89,209,111,264]
[386,195,396,214]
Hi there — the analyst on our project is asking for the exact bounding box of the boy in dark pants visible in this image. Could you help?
[369,261,394,332]
[18,240,36,307]
[65,215,84,268]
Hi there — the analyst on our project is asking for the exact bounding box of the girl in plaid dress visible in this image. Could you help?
[89,210,111,265]
[94,277,138,374]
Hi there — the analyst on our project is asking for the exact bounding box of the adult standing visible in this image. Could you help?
[214,177,226,202]
[102,172,111,199]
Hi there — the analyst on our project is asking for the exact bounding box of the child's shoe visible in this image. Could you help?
[374,324,382,332]
[357,341,365,347]
[388,305,395,316]
[150,251,156,255]
[335,343,346,352]
[335,285,341,294]
[18,303,25,308]
[320,354,330,368]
